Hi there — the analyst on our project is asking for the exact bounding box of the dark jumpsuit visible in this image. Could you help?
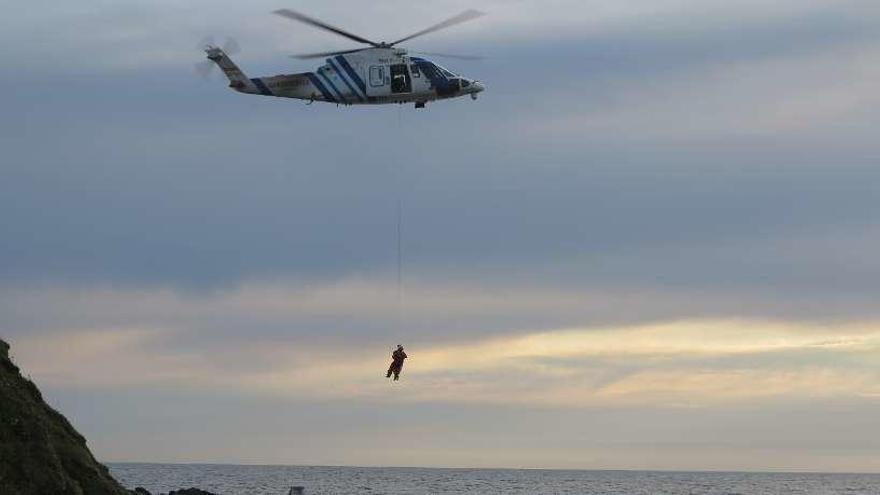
[386,348,408,380]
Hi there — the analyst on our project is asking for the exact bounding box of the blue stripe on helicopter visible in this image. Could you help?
[327,58,363,102]
[318,70,346,104]
[335,55,367,95]
[250,78,273,96]
[306,72,336,102]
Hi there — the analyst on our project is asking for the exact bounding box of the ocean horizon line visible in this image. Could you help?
[105,461,880,476]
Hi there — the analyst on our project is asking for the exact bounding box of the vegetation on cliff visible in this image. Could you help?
[0,338,130,494]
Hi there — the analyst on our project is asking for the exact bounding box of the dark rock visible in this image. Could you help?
[0,340,18,374]
[0,338,130,494]
[165,489,221,495]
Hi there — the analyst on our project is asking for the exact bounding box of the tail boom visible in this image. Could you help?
[205,46,253,92]
[205,46,330,101]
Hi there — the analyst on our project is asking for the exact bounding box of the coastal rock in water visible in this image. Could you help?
[0,338,130,494]
[132,489,221,495]
[166,489,222,495]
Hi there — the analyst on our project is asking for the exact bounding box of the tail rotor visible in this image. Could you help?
[195,37,240,78]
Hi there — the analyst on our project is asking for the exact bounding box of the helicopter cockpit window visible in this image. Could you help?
[421,63,448,82]
[418,64,438,81]
[417,62,456,81]
[410,64,420,78]
[369,66,385,87]
[434,64,457,79]
[389,64,412,94]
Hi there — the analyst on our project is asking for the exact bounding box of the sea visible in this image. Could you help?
[108,464,880,495]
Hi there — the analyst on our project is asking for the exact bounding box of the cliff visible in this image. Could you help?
[0,338,131,495]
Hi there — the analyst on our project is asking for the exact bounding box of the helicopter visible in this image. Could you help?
[202,9,486,109]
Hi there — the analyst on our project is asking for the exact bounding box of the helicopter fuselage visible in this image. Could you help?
[208,47,483,108]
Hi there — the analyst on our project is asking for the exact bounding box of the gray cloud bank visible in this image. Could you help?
[3,0,880,469]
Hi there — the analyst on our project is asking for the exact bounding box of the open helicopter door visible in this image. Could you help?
[389,63,413,94]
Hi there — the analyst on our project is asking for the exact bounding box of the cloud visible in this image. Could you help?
[5,2,880,289]
[10,308,880,408]
[3,0,875,75]
[513,42,880,144]
[5,0,880,470]
[395,320,880,406]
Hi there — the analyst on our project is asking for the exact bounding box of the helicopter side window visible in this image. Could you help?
[410,64,420,78]
[389,64,412,94]
[369,66,385,87]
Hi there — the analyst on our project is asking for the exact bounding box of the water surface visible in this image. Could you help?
[109,463,880,495]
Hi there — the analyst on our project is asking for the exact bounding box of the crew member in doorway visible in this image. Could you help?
[386,345,408,381]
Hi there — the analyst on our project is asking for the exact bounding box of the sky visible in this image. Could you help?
[3,0,880,472]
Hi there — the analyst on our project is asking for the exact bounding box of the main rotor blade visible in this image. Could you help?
[388,9,485,46]
[411,51,484,61]
[273,9,380,47]
[290,48,367,60]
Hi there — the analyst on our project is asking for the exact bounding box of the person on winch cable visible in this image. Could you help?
[385,344,408,381]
